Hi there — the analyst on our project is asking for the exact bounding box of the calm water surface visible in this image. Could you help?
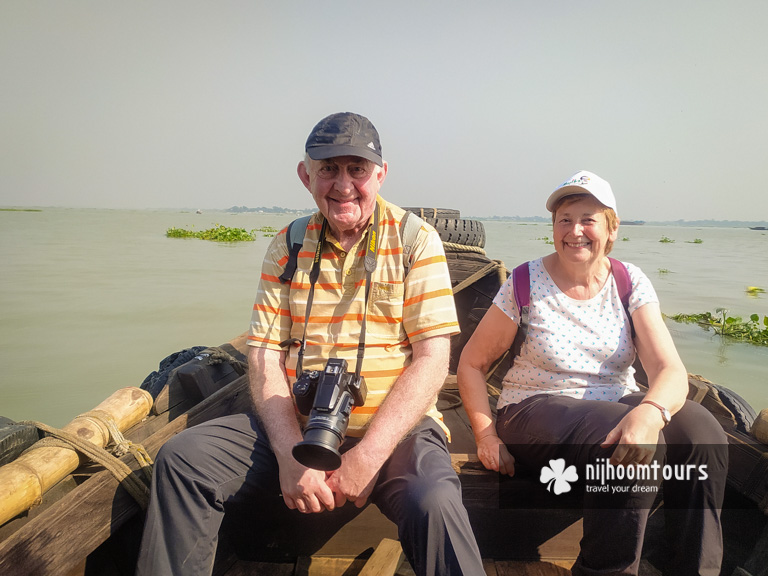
[1,209,766,427]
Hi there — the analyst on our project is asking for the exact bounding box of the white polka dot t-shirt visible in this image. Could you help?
[493,258,659,410]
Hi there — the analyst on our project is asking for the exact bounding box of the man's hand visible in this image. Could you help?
[278,455,336,514]
[325,445,380,508]
[248,347,337,514]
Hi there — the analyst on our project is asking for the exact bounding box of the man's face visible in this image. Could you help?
[298,155,387,238]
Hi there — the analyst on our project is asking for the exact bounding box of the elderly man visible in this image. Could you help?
[136,112,485,576]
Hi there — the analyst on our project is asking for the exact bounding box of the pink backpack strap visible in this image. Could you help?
[608,257,634,337]
[510,262,530,360]
[512,262,530,311]
[506,259,634,369]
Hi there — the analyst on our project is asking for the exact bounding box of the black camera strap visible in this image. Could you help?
[296,204,379,381]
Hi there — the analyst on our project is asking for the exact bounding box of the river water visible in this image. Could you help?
[1,208,766,427]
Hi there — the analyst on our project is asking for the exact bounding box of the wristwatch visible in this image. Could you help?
[641,400,671,427]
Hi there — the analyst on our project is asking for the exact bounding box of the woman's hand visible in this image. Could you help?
[601,403,665,466]
[477,434,516,477]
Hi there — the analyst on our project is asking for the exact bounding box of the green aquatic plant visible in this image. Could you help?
[621,237,630,242]
[746,286,766,297]
[657,268,671,275]
[669,308,768,346]
[166,224,281,242]
[536,236,554,245]
[659,236,675,243]
[0,208,42,212]
[685,238,703,244]
[166,224,257,242]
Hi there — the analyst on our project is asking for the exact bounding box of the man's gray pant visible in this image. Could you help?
[135,414,485,576]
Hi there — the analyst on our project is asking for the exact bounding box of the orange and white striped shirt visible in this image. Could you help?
[248,195,459,437]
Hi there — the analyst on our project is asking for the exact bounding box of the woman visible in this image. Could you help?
[458,170,727,576]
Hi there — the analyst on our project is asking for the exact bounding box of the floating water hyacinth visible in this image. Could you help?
[670,308,768,346]
[165,224,278,242]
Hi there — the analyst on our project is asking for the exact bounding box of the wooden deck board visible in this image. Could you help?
[358,538,403,576]
[219,558,576,576]
[217,556,680,576]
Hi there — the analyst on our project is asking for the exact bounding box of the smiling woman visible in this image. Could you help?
[457,170,729,575]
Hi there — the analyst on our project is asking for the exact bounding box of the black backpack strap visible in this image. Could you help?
[278,215,312,285]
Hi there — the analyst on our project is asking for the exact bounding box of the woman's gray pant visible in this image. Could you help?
[135,414,484,576]
[496,393,728,576]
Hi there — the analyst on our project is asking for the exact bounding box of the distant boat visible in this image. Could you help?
[196,209,203,214]
[622,220,645,225]
[749,226,767,230]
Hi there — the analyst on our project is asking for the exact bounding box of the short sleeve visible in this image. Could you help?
[401,225,460,342]
[492,269,522,326]
[248,229,293,350]
[623,261,659,315]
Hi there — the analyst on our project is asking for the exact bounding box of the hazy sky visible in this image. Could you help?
[1,1,766,221]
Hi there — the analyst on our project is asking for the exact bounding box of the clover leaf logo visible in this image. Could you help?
[540,458,578,495]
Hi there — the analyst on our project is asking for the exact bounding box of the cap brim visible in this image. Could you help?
[306,145,383,166]
[546,186,588,212]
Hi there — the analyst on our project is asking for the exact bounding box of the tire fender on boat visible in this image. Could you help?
[0,417,41,467]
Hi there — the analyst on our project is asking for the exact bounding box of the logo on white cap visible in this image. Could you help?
[560,174,590,188]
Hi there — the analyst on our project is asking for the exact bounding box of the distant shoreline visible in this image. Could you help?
[1,206,766,229]
[468,215,768,228]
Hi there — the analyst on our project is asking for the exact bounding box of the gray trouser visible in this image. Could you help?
[496,393,728,576]
[135,414,484,576]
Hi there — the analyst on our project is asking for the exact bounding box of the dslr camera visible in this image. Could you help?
[292,358,367,471]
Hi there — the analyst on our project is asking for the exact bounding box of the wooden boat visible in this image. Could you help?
[1,211,767,576]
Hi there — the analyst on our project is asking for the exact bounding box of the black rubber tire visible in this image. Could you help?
[403,207,461,219]
[713,384,757,434]
[0,417,41,467]
[445,250,510,374]
[426,218,486,248]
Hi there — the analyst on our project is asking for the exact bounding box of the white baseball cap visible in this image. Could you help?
[546,170,617,213]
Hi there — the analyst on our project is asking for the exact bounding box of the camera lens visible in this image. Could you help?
[292,429,342,471]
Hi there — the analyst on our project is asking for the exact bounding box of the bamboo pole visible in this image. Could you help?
[0,387,153,526]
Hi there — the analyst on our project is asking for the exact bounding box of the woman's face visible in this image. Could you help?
[552,195,618,265]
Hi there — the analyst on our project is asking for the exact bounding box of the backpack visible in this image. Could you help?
[278,210,425,284]
[508,257,634,361]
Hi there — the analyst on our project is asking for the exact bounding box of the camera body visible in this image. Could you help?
[292,358,367,471]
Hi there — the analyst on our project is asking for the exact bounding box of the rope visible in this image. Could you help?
[79,410,153,484]
[443,242,486,254]
[21,419,152,509]
[452,259,506,295]
[205,347,248,375]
